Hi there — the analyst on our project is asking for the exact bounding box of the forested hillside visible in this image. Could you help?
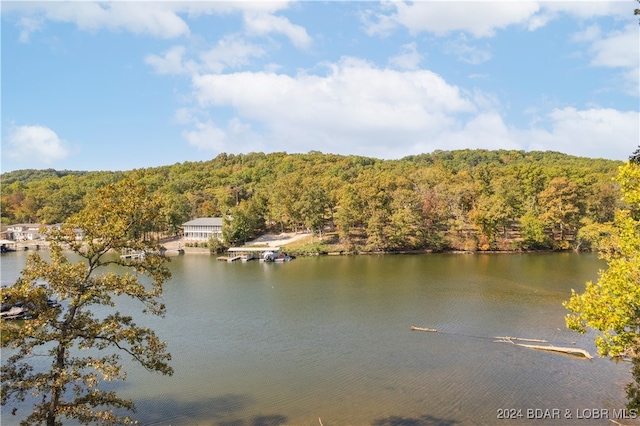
[0,150,625,252]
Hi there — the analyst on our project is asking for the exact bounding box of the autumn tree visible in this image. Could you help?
[1,178,173,425]
[0,149,624,251]
[334,184,364,248]
[223,198,264,245]
[538,176,583,244]
[564,159,640,409]
[298,178,329,237]
[388,188,425,249]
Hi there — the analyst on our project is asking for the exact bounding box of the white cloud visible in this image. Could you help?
[146,36,267,76]
[192,57,474,116]
[243,12,312,49]
[388,42,424,70]
[444,36,492,65]
[364,1,541,38]
[589,25,638,69]
[571,24,601,43]
[103,3,190,38]
[362,1,630,39]
[541,1,630,20]
[187,58,480,157]
[180,58,637,160]
[182,120,227,152]
[181,118,265,154]
[6,125,70,164]
[433,112,519,151]
[183,2,297,18]
[17,16,43,43]
[522,107,639,160]
[145,46,191,75]
[4,1,307,44]
[200,35,267,73]
[573,24,639,96]
[173,107,210,126]
[5,2,190,39]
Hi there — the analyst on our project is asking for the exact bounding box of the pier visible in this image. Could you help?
[120,249,145,260]
[218,247,281,262]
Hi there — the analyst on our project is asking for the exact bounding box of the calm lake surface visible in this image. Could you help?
[1,251,635,425]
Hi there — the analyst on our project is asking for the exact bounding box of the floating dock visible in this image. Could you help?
[120,249,145,259]
[218,247,282,263]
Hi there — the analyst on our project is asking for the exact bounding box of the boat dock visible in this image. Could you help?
[120,249,145,259]
[218,247,282,262]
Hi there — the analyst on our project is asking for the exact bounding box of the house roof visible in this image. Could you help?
[183,218,223,227]
[8,223,44,229]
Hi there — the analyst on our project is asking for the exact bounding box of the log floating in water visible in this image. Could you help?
[411,326,592,360]
[410,326,438,332]
[493,336,549,343]
[511,342,593,359]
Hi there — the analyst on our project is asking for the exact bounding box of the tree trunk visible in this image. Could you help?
[47,343,66,426]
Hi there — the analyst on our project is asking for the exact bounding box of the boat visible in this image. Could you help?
[0,298,61,320]
[0,240,17,253]
[262,251,295,262]
[274,255,294,263]
[1,303,29,320]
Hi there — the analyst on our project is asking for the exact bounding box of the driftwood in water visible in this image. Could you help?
[410,326,438,332]
[493,336,549,343]
[411,326,592,360]
[510,342,593,359]
[496,337,592,359]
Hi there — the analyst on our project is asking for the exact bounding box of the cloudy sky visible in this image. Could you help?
[2,1,638,172]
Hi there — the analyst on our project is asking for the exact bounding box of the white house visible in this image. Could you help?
[7,223,46,241]
[6,223,84,242]
[182,218,223,241]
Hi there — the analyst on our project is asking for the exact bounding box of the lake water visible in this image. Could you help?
[1,251,636,425]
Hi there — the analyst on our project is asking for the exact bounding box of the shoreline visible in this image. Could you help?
[2,238,585,257]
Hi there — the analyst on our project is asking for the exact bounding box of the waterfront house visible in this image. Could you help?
[182,218,223,241]
[7,223,46,241]
[5,223,83,241]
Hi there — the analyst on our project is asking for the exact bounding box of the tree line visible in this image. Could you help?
[1,150,638,425]
[0,149,625,251]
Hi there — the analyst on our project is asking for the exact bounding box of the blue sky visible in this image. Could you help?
[1,1,638,172]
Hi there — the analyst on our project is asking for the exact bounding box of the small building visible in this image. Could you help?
[183,218,223,241]
[5,223,83,242]
[7,223,46,241]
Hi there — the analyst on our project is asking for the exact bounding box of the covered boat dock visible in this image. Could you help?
[218,247,282,262]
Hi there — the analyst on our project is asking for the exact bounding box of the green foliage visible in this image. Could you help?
[223,199,264,245]
[207,235,226,254]
[575,219,616,251]
[0,150,623,252]
[1,178,173,425]
[0,169,89,185]
[565,162,640,358]
[538,177,583,241]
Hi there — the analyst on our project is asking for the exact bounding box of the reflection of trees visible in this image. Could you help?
[372,414,460,426]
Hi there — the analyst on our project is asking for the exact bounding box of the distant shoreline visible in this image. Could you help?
[2,237,580,257]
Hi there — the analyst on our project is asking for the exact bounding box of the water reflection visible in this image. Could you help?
[372,414,460,426]
[1,252,633,425]
[135,394,252,424]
